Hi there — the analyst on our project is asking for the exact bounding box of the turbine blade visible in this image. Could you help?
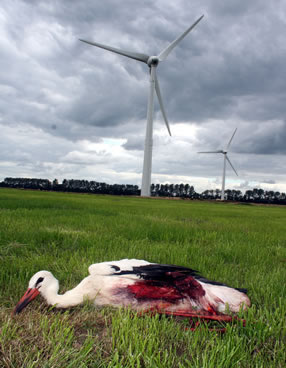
[198,150,223,154]
[154,70,171,136]
[226,128,237,150]
[158,15,204,61]
[226,155,238,176]
[79,39,149,63]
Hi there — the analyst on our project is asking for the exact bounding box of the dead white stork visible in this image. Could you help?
[14,259,250,318]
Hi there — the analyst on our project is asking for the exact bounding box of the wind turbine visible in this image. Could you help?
[198,128,238,201]
[79,15,204,196]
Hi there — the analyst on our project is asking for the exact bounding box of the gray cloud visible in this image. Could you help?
[0,0,286,192]
[262,179,276,184]
[122,135,144,151]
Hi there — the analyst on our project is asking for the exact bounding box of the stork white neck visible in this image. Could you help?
[32,271,98,308]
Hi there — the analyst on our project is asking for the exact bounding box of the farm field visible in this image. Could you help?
[0,188,285,367]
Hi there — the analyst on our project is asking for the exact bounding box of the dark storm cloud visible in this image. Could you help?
[0,0,286,190]
[160,1,286,126]
[3,0,286,137]
[236,120,286,155]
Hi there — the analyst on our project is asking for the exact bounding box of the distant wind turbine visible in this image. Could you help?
[198,128,238,201]
[79,15,204,196]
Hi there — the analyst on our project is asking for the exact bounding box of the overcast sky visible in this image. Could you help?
[1,0,286,193]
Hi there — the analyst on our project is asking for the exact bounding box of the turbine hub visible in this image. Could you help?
[147,56,159,67]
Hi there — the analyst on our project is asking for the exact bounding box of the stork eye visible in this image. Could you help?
[35,277,44,287]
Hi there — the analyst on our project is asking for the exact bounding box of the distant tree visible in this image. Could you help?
[257,189,264,199]
[3,177,286,204]
[189,186,195,198]
[268,191,275,200]
[155,184,160,196]
[184,184,190,197]
[202,190,208,199]
[244,190,254,201]
[179,183,185,197]
[274,191,280,199]
[173,184,178,197]
[214,189,220,199]
[164,183,170,196]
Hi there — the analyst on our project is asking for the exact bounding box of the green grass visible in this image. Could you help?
[0,188,285,367]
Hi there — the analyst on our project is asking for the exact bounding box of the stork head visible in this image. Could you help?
[13,271,59,314]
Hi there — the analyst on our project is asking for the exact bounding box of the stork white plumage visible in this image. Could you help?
[79,15,204,197]
[14,259,250,317]
[198,128,238,200]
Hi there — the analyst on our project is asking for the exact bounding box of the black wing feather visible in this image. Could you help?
[113,263,247,293]
[113,263,198,279]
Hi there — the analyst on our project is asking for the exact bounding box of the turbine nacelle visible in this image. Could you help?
[147,56,160,67]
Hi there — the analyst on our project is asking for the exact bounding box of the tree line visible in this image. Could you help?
[1,177,285,204]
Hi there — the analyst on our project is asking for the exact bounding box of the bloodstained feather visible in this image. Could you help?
[128,281,182,301]
[127,274,205,303]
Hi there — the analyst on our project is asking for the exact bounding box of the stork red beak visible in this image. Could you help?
[13,288,40,315]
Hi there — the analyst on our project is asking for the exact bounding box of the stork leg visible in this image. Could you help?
[138,307,246,333]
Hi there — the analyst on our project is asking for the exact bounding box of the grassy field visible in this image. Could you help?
[0,188,285,367]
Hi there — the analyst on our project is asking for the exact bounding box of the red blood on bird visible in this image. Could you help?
[128,281,182,301]
[127,273,206,303]
[173,275,205,298]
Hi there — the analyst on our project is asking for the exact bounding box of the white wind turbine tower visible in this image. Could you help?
[79,15,204,196]
[198,128,238,201]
